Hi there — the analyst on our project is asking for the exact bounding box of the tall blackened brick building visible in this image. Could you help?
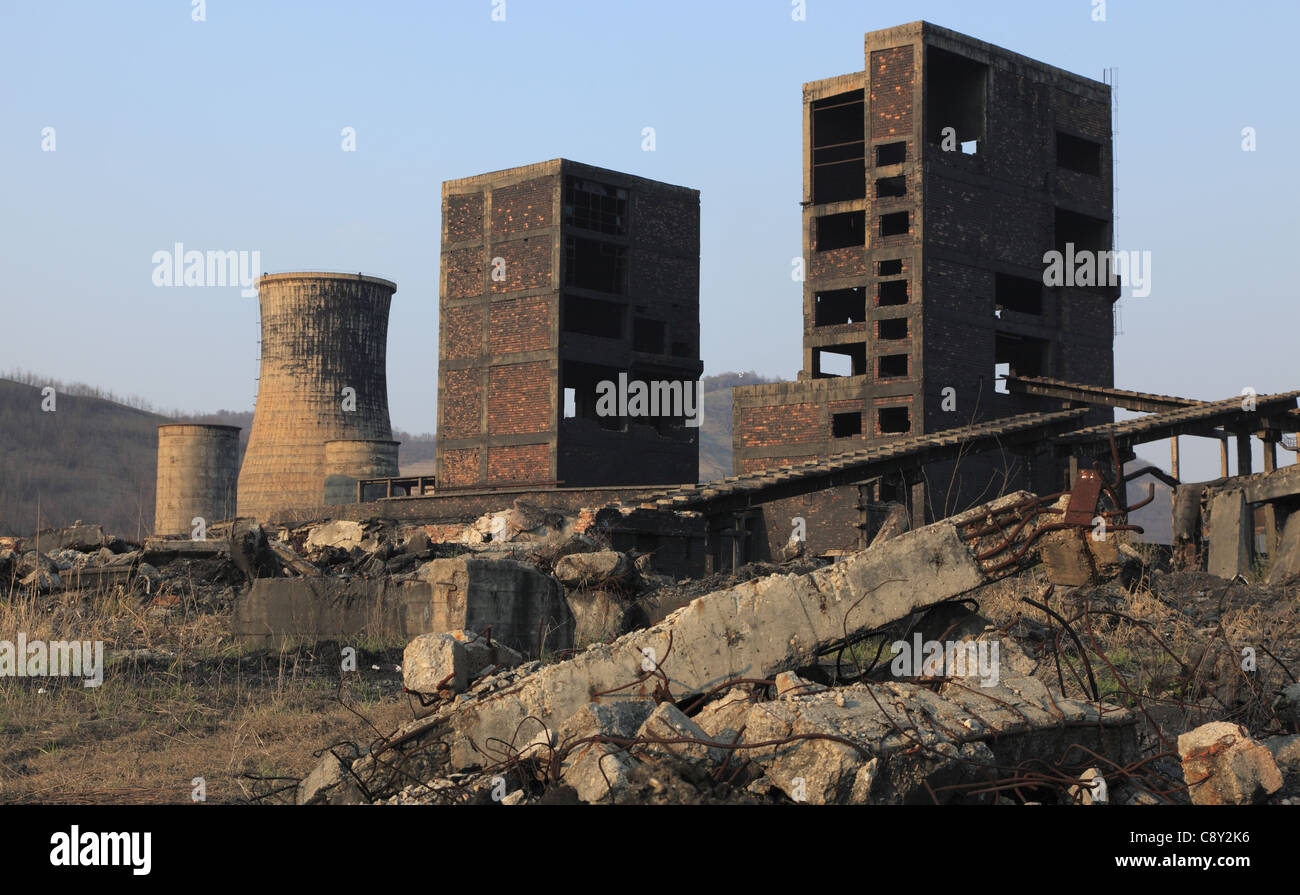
[734,22,1116,518]
[437,159,702,488]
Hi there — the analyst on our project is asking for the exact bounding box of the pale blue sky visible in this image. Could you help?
[2,0,1296,481]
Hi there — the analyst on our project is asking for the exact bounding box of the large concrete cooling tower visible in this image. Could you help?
[237,272,397,521]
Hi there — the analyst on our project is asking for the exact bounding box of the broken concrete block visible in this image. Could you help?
[1067,767,1109,804]
[1268,512,1300,586]
[774,671,827,697]
[28,524,106,553]
[557,700,656,745]
[448,630,524,678]
[404,633,468,694]
[554,550,631,587]
[305,520,366,551]
[1178,721,1283,805]
[418,557,573,657]
[1263,735,1300,794]
[1208,491,1253,581]
[297,751,365,805]
[19,566,60,594]
[567,588,634,647]
[868,503,910,548]
[692,688,754,745]
[634,702,725,766]
[560,742,637,804]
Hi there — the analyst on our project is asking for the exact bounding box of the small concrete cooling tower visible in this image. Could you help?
[237,272,397,520]
[154,424,241,536]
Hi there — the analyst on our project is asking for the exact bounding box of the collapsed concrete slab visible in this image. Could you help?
[353,493,1084,779]
[1178,721,1283,805]
[1207,491,1253,580]
[233,578,435,646]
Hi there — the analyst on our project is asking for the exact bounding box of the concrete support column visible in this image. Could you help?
[1208,490,1254,580]
[1236,433,1253,477]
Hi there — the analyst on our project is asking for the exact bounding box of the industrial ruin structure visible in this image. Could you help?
[235,272,400,521]
[734,22,1116,520]
[153,423,240,536]
[436,159,702,489]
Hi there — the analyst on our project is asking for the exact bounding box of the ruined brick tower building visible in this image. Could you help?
[733,22,1116,516]
[437,159,702,489]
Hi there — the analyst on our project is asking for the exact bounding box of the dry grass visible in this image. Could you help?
[0,580,415,804]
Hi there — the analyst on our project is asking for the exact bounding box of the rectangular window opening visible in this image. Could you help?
[563,387,576,419]
[875,141,906,167]
[874,175,906,198]
[563,294,624,339]
[632,317,666,353]
[994,273,1043,315]
[877,353,909,379]
[878,259,903,277]
[878,279,908,306]
[816,344,866,378]
[877,318,908,340]
[1054,208,1108,255]
[927,47,988,152]
[1056,132,1102,176]
[563,177,628,235]
[816,211,865,251]
[812,90,866,204]
[879,211,909,238]
[878,406,910,434]
[562,361,626,430]
[995,332,1049,383]
[994,361,1011,395]
[564,236,628,294]
[814,287,866,327]
[832,412,863,438]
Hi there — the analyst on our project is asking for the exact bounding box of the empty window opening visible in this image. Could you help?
[1056,132,1102,176]
[877,353,909,379]
[994,361,1011,394]
[816,343,866,377]
[995,332,1049,383]
[961,140,978,155]
[565,236,628,294]
[562,361,625,431]
[877,317,908,340]
[878,280,908,306]
[811,90,866,204]
[875,175,906,198]
[878,406,910,434]
[670,340,692,358]
[875,141,906,166]
[563,177,628,235]
[1054,208,1108,254]
[878,258,903,277]
[927,47,988,152]
[879,211,909,238]
[563,294,624,339]
[632,317,666,354]
[995,273,1043,315]
[816,211,865,251]
[832,412,863,438]
[814,287,866,327]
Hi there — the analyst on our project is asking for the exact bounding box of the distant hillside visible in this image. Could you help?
[698,372,784,481]
[0,378,165,538]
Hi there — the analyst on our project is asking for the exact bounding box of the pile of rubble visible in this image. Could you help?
[292,492,1300,806]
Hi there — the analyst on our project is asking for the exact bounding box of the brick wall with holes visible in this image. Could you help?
[870,46,915,140]
[489,296,551,355]
[489,236,552,294]
[445,193,484,243]
[439,448,480,487]
[439,369,481,439]
[492,177,556,235]
[445,248,484,299]
[734,402,820,449]
[810,244,867,280]
[441,304,482,360]
[488,362,551,436]
[488,443,550,483]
